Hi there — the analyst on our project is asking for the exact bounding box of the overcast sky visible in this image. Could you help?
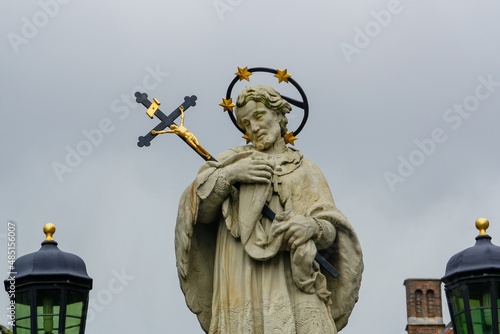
[1,0,500,333]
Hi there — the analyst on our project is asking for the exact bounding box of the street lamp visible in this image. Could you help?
[442,218,500,334]
[4,223,93,334]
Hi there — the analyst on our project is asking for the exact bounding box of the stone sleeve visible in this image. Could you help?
[313,218,337,250]
[196,168,237,223]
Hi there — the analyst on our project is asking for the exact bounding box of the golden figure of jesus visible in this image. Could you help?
[151,107,211,160]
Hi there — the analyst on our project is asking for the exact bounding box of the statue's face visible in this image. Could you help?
[236,100,281,151]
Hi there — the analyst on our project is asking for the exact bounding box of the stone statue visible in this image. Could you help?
[175,85,363,334]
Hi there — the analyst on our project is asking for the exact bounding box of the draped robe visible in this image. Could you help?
[175,146,363,334]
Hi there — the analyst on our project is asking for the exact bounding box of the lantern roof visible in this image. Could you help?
[443,218,500,284]
[4,223,92,290]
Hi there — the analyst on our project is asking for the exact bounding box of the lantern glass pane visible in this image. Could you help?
[469,282,492,307]
[451,287,466,313]
[14,290,31,334]
[36,289,60,334]
[449,287,467,334]
[454,313,468,334]
[471,309,493,334]
[497,282,500,334]
[468,281,493,332]
[65,290,84,334]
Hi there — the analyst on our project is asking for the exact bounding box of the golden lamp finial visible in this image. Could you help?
[43,223,56,241]
[475,217,490,236]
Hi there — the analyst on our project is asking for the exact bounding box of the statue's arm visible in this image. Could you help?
[313,218,337,250]
[196,167,237,224]
[195,148,272,224]
[300,159,348,250]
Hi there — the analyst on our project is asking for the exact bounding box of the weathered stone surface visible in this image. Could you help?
[175,86,363,333]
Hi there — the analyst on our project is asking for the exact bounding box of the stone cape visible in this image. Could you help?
[175,145,363,333]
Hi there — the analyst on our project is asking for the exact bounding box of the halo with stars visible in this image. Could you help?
[219,66,309,146]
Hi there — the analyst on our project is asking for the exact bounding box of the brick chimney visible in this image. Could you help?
[404,279,446,334]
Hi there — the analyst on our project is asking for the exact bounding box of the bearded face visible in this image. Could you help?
[236,100,282,151]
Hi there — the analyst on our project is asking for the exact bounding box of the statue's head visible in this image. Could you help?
[235,85,291,138]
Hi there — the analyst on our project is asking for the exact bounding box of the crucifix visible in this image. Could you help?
[134,91,339,278]
[134,92,212,158]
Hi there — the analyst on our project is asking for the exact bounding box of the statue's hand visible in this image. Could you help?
[272,211,319,251]
[223,153,274,185]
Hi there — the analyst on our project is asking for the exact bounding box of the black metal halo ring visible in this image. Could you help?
[225,67,309,138]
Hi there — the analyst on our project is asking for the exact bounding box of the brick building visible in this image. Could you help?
[404,278,453,334]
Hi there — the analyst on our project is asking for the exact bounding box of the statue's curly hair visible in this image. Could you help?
[235,85,291,136]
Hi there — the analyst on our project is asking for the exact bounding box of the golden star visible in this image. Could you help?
[219,98,235,112]
[235,66,252,81]
[284,132,298,145]
[274,68,291,83]
[242,133,251,144]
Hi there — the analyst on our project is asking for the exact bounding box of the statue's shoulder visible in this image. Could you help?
[288,149,320,170]
[214,145,253,160]
[228,145,253,153]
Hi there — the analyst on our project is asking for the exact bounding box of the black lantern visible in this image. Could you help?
[442,218,500,334]
[4,223,93,334]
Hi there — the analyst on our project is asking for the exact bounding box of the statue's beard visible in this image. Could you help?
[254,138,272,151]
[252,127,280,151]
